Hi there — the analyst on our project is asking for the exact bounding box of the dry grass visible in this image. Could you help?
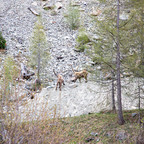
[1,107,144,144]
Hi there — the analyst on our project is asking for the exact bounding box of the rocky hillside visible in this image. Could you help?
[0,0,96,82]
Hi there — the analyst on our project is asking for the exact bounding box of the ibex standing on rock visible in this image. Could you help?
[53,69,65,91]
[70,65,88,83]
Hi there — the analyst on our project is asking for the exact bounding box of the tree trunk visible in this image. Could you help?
[138,78,141,126]
[140,8,144,65]
[116,0,125,125]
[37,44,41,81]
[112,72,116,113]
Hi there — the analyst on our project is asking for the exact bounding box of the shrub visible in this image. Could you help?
[76,32,90,44]
[65,4,80,30]
[2,56,19,100]
[76,29,90,52]
[0,32,6,49]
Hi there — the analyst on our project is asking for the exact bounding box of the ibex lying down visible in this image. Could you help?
[53,69,65,91]
[70,65,88,83]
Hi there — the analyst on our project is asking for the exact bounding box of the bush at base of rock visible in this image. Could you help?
[0,32,6,49]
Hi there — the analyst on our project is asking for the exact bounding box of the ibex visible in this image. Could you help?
[70,65,88,83]
[53,69,65,91]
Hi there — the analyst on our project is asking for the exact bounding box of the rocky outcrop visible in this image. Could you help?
[18,77,144,121]
[19,81,111,120]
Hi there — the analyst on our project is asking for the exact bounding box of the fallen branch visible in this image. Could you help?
[20,63,35,80]
[28,7,40,16]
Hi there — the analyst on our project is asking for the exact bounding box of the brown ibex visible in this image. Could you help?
[70,65,88,83]
[53,69,65,91]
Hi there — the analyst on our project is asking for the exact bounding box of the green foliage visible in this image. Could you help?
[141,117,144,124]
[76,32,90,44]
[0,32,6,49]
[87,15,117,77]
[2,56,19,99]
[119,1,144,78]
[87,0,144,78]
[99,0,106,2]
[86,1,118,72]
[76,29,90,52]
[29,16,50,80]
[123,51,144,77]
[3,57,18,81]
[77,45,88,52]
[65,3,80,30]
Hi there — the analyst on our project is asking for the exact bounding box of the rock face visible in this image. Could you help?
[19,78,144,121]
[19,81,112,120]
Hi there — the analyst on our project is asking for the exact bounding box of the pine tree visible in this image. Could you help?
[29,16,50,82]
[85,0,125,123]
[116,0,125,125]
[85,2,118,113]
[121,0,144,78]
[124,0,144,127]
